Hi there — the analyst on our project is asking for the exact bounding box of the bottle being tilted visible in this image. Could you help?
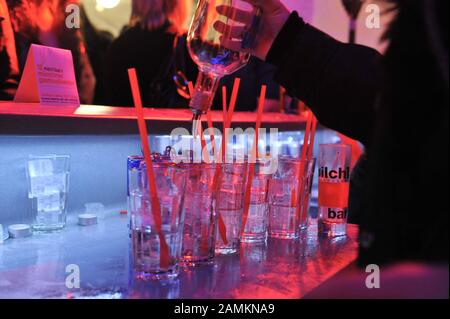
[187,0,262,121]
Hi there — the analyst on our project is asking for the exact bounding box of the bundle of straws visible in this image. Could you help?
[128,68,318,266]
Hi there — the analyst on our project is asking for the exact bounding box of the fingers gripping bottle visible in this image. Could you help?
[187,0,262,119]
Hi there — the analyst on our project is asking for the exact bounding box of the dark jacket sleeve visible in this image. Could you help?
[0,0,19,100]
[267,12,383,147]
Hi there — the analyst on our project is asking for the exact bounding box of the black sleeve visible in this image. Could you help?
[104,40,134,107]
[0,1,19,100]
[254,58,279,100]
[267,12,383,146]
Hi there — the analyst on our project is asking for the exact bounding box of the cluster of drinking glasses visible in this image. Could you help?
[127,152,317,280]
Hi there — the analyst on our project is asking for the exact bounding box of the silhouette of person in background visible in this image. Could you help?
[6,0,96,104]
[80,5,114,105]
[105,0,196,108]
[0,0,19,100]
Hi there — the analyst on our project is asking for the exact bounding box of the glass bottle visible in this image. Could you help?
[187,0,261,119]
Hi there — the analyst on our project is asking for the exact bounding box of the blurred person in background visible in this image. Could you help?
[80,4,114,105]
[105,0,196,108]
[106,0,280,112]
[0,0,19,100]
[6,0,96,104]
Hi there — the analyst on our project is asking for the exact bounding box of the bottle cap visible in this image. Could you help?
[8,224,32,238]
[78,214,98,226]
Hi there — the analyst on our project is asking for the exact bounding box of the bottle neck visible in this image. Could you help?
[189,71,221,116]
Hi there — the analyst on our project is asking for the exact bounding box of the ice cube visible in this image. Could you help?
[28,159,53,177]
[29,176,49,197]
[30,173,68,197]
[37,191,61,212]
[51,173,68,192]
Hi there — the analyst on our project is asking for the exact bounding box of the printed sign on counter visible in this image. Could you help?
[14,44,80,106]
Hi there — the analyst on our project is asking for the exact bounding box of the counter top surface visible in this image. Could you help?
[0,102,306,124]
[0,211,358,299]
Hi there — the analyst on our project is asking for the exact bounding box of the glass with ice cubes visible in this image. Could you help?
[26,155,70,232]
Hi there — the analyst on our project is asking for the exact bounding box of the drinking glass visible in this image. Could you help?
[182,162,220,266]
[268,156,316,239]
[318,144,351,237]
[128,156,188,280]
[26,155,70,232]
[215,162,248,254]
[241,158,274,244]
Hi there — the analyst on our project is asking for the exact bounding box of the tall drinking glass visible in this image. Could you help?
[128,156,188,280]
[318,144,351,237]
[268,156,316,239]
[182,163,220,266]
[215,162,248,254]
[26,155,70,232]
[241,158,274,244]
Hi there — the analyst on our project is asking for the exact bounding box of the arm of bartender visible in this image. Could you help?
[265,12,382,147]
[216,0,449,268]
[0,0,19,100]
[215,3,383,147]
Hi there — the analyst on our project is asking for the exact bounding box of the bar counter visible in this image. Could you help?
[0,102,309,134]
[0,102,353,299]
[0,209,358,299]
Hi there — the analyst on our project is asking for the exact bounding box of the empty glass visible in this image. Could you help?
[128,156,188,280]
[182,163,220,266]
[268,156,316,239]
[215,162,248,255]
[26,155,70,232]
[84,202,105,220]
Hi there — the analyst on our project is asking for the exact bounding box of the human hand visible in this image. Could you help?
[213,0,290,61]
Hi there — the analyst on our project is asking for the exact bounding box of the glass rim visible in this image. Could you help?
[318,143,352,149]
[127,155,190,170]
[276,155,317,163]
[28,154,70,159]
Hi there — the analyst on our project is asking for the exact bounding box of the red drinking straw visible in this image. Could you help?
[210,86,230,244]
[188,81,195,100]
[200,120,211,163]
[301,114,318,224]
[295,110,314,226]
[221,78,240,162]
[127,68,169,269]
[206,110,216,156]
[211,78,243,245]
[222,86,228,124]
[226,78,241,127]
[241,85,267,235]
[307,115,318,160]
[221,86,228,162]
